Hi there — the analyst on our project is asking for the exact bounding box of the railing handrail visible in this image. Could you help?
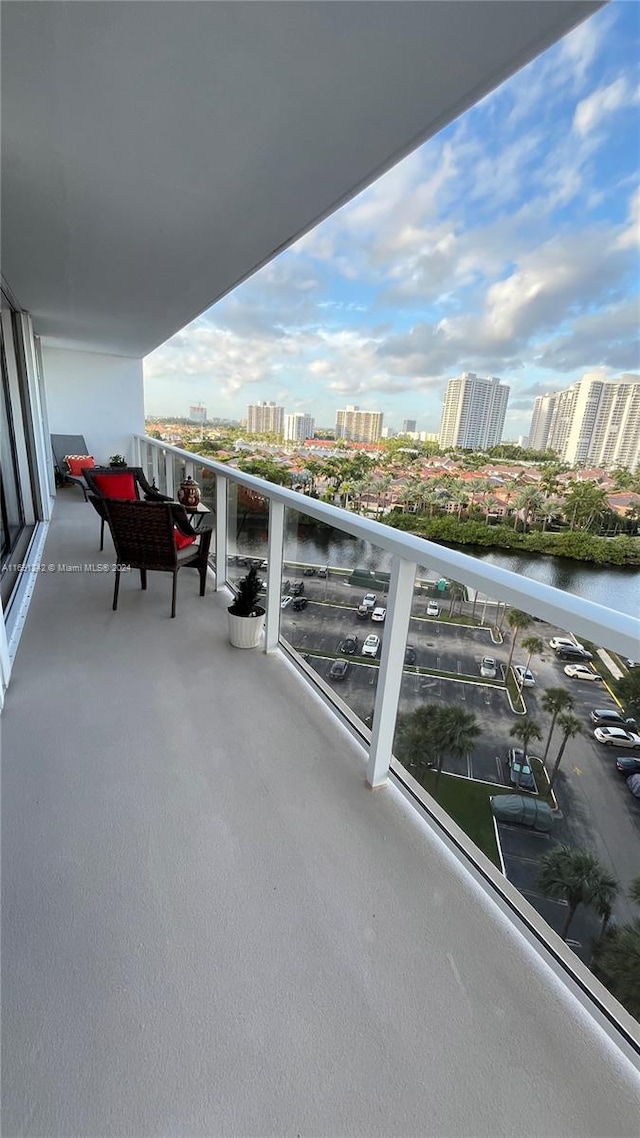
[136,434,640,658]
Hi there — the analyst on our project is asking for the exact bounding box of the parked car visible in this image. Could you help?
[371,607,386,622]
[490,794,553,832]
[564,664,602,681]
[356,604,371,620]
[594,727,640,749]
[426,600,440,617]
[303,566,316,576]
[361,592,377,609]
[555,645,593,661]
[282,579,291,593]
[329,659,349,681]
[589,708,636,728]
[615,756,640,776]
[316,566,328,577]
[292,596,308,611]
[339,634,359,655]
[280,595,293,609]
[513,665,535,687]
[480,656,497,678]
[362,634,381,658]
[291,581,305,596]
[404,645,417,665]
[549,636,585,651]
[507,748,537,791]
[626,774,640,798]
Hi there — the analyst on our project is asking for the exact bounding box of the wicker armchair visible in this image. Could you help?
[89,496,212,618]
[84,466,173,550]
[51,434,92,500]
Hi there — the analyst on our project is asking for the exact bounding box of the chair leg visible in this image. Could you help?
[140,569,147,590]
[171,571,178,618]
[100,518,105,551]
[199,560,207,597]
[113,569,120,611]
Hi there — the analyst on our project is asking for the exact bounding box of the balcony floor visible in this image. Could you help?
[2,493,640,1137]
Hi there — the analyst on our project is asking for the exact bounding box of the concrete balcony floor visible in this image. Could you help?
[3,493,640,1137]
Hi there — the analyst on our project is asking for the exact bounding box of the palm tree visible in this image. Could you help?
[538,846,618,941]
[518,635,544,689]
[548,712,583,791]
[505,609,532,675]
[541,688,575,764]
[592,919,640,1019]
[509,720,542,788]
[394,704,481,792]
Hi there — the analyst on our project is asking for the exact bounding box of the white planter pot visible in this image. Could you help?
[227,608,266,649]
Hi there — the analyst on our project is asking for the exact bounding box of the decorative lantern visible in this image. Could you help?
[177,476,201,509]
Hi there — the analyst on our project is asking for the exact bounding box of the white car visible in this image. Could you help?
[480,656,497,678]
[362,634,381,658]
[426,601,440,617]
[513,665,535,687]
[280,595,293,609]
[361,593,377,610]
[549,636,585,652]
[371,607,386,622]
[564,664,602,682]
[594,727,640,749]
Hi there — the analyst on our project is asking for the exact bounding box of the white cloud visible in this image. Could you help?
[573,76,638,136]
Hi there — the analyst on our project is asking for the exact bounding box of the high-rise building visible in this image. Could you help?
[246,401,285,435]
[189,403,207,423]
[401,419,417,433]
[438,373,509,450]
[335,405,384,442]
[284,412,315,443]
[527,375,640,471]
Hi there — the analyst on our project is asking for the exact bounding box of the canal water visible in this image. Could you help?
[270,526,638,619]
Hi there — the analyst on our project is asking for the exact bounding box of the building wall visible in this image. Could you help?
[528,376,640,472]
[41,346,144,465]
[284,413,314,442]
[439,373,509,449]
[335,406,383,442]
[247,402,285,435]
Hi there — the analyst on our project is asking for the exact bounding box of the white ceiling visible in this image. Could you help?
[1,1,601,358]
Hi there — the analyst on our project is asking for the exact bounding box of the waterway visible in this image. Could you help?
[271,524,639,619]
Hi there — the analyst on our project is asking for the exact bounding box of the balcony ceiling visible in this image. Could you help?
[1,1,600,358]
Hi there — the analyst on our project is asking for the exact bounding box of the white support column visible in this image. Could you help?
[265,500,284,653]
[367,556,416,788]
[164,451,174,498]
[215,474,228,592]
[132,435,141,465]
[151,446,160,490]
[185,460,195,479]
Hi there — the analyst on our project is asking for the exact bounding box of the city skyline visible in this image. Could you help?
[144,4,639,439]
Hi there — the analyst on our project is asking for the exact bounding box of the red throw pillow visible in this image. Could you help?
[93,472,137,499]
[65,455,95,476]
[174,529,196,550]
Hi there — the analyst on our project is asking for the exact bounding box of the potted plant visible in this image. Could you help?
[109,453,127,467]
[227,565,266,649]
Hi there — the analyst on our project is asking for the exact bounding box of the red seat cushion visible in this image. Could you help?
[174,529,196,550]
[65,455,95,476]
[93,472,137,499]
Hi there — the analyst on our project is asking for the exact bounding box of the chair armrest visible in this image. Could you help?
[169,502,198,537]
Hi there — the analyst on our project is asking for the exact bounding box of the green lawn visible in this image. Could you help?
[405,767,513,868]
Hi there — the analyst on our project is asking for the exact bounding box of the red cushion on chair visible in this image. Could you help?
[93,472,137,499]
[174,529,196,550]
[65,455,95,476]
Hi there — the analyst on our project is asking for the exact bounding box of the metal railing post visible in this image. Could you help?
[265,500,285,653]
[215,474,228,591]
[367,556,416,787]
[164,451,174,498]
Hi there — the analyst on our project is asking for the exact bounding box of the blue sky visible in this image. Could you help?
[144,3,640,439]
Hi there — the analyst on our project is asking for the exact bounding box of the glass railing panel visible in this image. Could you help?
[393,577,639,972]
[225,479,270,592]
[280,504,396,727]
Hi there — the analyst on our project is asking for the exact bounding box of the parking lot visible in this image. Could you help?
[277,573,640,924]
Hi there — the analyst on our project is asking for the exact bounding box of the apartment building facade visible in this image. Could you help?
[246,401,285,436]
[284,411,315,443]
[528,375,640,470]
[335,405,384,443]
[438,373,510,449]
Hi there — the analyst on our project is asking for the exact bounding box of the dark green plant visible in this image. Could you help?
[538,845,618,941]
[109,453,126,465]
[228,566,264,617]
